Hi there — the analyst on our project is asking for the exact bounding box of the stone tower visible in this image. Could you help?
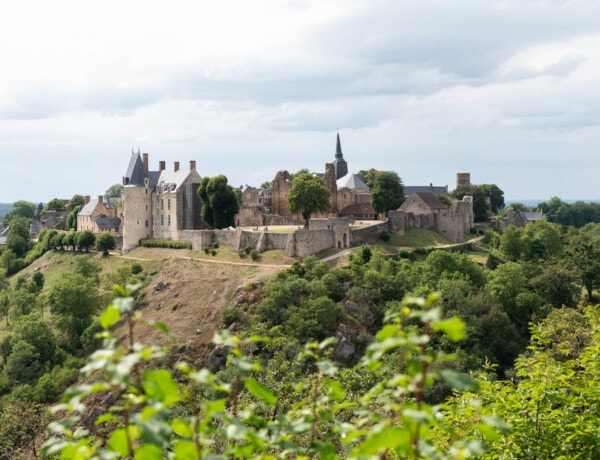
[456,173,471,187]
[323,163,338,215]
[333,133,348,180]
[122,150,154,252]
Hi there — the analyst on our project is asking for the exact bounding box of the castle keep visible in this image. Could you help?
[122,150,206,252]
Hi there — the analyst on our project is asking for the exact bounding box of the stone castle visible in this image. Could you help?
[120,137,474,256]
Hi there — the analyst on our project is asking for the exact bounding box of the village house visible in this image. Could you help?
[77,195,121,234]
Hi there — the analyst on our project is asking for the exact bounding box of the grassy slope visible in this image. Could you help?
[2,227,483,349]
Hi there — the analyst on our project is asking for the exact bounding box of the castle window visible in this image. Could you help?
[145,220,148,227]
[161,199,164,210]
[168,199,171,210]
[146,205,148,211]
[160,215,164,226]
[168,215,171,226]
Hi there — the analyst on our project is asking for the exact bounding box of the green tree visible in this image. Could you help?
[67,194,86,211]
[5,217,31,257]
[95,232,116,256]
[31,271,44,295]
[480,184,505,214]
[47,273,99,351]
[370,170,404,215]
[205,175,240,228]
[451,184,489,222]
[43,198,67,215]
[357,168,380,189]
[198,176,213,227]
[104,183,124,199]
[287,172,331,227]
[13,314,57,364]
[1,201,36,227]
[568,234,600,300]
[4,339,42,385]
[77,230,95,252]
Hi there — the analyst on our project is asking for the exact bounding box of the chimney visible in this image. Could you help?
[174,161,180,172]
[142,153,149,171]
[190,160,196,171]
[85,195,90,204]
[98,195,103,205]
[159,161,166,171]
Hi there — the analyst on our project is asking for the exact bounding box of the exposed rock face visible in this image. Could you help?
[205,344,231,373]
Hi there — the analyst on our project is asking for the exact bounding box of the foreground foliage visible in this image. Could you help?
[43,289,501,459]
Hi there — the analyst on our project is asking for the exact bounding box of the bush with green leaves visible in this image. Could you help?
[42,289,502,459]
[140,238,192,249]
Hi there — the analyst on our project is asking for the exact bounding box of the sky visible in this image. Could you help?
[1,0,599,204]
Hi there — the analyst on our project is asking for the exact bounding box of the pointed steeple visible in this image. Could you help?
[332,132,348,180]
[335,132,343,158]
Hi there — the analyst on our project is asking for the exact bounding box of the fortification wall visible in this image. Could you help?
[264,214,303,226]
[286,229,334,258]
[435,211,464,243]
[350,222,388,246]
[236,206,265,227]
[387,211,406,235]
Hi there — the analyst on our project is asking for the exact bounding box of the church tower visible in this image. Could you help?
[333,133,348,180]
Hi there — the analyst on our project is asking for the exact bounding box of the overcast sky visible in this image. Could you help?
[1,0,599,203]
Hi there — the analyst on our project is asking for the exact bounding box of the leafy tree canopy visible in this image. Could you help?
[2,201,36,228]
[371,170,404,215]
[104,184,123,199]
[200,175,240,229]
[287,172,331,227]
[67,194,86,211]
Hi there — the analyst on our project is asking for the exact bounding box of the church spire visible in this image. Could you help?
[333,132,347,179]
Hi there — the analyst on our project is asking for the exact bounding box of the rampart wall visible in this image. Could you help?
[350,222,389,246]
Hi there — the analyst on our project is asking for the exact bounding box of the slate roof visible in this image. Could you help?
[79,198,116,216]
[95,215,121,230]
[339,202,376,216]
[413,192,447,210]
[0,226,8,245]
[522,211,544,222]
[124,152,146,186]
[336,173,369,190]
[156,168,198,192]
[404,185,448,196]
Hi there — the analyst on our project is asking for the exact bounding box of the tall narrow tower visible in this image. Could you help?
[333,133,348,180]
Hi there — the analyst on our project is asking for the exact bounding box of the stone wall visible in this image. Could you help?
[434,211,464,243]
[271,170,293,216]
[236,206,265,227]
[350,222,389,246]
[287,229,334,258]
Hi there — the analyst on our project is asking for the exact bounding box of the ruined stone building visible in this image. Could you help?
[121,150,205,252]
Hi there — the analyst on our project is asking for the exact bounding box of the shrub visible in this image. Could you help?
[379,230,391,241]
[139,238,192,249]
[222,306,242,326]
[250,249,259,260]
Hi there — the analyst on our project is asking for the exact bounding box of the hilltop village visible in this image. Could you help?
[117,135,475,257]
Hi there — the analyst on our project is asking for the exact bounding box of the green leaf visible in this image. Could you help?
[173,440,199,460]
[100,304,120,329]
[432,316,465,341]
[142,369,182,407]
[107,427,130,456]
[312,441,338,459]
[134,444,163,460]
[440,370,479,391]
[148,320,170,335]
[356,427,410,455]
[316,361,338,376]
[244,378,277,405]
[482,415,512,434]
[171,418,193,438]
